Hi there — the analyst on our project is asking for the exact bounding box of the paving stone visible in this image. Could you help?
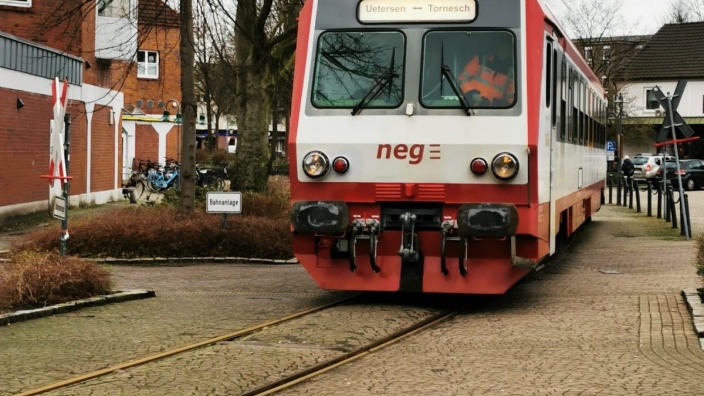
[2,190,704,396]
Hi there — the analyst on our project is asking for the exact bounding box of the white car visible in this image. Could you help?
[632,154,675,181]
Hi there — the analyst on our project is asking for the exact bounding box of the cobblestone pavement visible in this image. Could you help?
[46,298,445,396]
[275,194,704,396]
[0,265,353,395]
[2,191,704,396]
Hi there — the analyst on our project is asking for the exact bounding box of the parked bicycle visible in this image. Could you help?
[196,163,227,190]
[123,158,159,200]
[146,158,181,192]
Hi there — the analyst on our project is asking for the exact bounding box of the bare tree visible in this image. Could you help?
[660,0,704,24]
[179,0,197,214]
[661,0,694,24]
[194,0,237,151]
[681,0,704,20]
[228,0,302,192]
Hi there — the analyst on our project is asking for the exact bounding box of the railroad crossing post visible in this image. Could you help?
[60,114,71,256]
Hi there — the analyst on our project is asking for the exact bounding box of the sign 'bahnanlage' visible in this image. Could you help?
[358,0,477,23]
[206,192,242,214]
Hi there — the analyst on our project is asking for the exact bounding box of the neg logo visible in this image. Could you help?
[376,144,442,164]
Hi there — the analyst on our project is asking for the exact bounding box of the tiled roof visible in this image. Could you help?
[139,0,180,28]
[620,22,704,81]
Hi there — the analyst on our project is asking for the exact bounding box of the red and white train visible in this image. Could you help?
[288,0,608,294]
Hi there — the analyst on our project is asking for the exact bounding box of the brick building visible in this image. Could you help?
[0,0,181,220]
[121,0,182,180]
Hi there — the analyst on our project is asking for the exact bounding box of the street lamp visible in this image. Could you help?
[613,93,625,204]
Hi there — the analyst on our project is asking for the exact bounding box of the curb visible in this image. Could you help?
[0,289,156,326]
[681,288,704,348]
[89,257,299,266]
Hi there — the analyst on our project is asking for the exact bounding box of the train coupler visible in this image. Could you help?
[398,212,420,263]
[458,237,468,277]
[348,219,381,273]
[440,221,463,276]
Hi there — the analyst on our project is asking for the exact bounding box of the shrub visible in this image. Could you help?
[196,148,232,167]
[695,234,704,281]
[21,206,293,259]
[17,176,294,260]
[0,250,112,310]
[270,156,290,176]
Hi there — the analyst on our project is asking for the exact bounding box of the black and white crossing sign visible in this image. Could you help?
[651,80,695,143]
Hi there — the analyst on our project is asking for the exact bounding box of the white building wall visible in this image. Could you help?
[622,80,704,118]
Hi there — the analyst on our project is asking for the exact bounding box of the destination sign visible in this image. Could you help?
[358,0,477,23]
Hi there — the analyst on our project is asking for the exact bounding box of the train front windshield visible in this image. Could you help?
[421,30,516,109]
[310,29,516,111]
[312,31,405,109]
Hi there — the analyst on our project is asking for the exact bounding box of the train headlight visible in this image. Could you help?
[302,151,330,179]
[491,153,519,181]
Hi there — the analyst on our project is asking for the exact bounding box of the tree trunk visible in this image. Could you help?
[179,0,197,214]
[232,0,270,193]
[233,68,270,192]
[214,110,221,152]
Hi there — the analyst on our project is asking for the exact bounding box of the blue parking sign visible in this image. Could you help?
[606,141,616,151]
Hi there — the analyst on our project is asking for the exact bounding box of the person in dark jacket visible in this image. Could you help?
[621,155,635,177]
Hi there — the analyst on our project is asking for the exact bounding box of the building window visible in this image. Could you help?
[0,0,31,7]
[137,50,159,79]
[584,46,592,62]
[602,45,611,62]
[98,0,133,17]
[646,89,660,110]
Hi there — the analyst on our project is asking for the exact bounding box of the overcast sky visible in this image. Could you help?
[621,0,677,34]
[545,0,679,36]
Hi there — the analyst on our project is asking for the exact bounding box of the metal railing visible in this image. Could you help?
[607,174,691,239]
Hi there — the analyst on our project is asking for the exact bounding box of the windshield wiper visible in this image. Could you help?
[441,65,472,116]
[352,48,398,116]
[439,41,471,116]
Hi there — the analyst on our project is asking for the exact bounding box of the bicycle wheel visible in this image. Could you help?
[146,178,160,193]
[133,180,146,200]
[202,175,224,190]
[170,174,181,190]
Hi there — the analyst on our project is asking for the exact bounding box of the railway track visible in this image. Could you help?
[16,294,457,396]
[241,310,456,396]
[15,293,459,396]
[15,295,363,396]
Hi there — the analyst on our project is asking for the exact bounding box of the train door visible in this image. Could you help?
[546,34,559,255]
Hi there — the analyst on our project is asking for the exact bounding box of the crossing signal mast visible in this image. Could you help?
[651,80,698,240]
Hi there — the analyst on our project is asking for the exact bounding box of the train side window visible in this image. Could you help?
[552,47,558,127]
[571,69,578,142]
[578,79,585,145]
[568,67,574,142]
[560,59,567,141]
[545,41,552,108]
[311,31,405,109]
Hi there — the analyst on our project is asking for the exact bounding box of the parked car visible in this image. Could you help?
[657,159,704,191]
[632,153,675,182]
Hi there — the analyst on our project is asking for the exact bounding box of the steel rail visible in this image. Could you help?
[16,295,361,396]
[241,311,457,396]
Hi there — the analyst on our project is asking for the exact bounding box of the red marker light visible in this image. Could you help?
[333,156,350,174]
[470,158,488,175]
